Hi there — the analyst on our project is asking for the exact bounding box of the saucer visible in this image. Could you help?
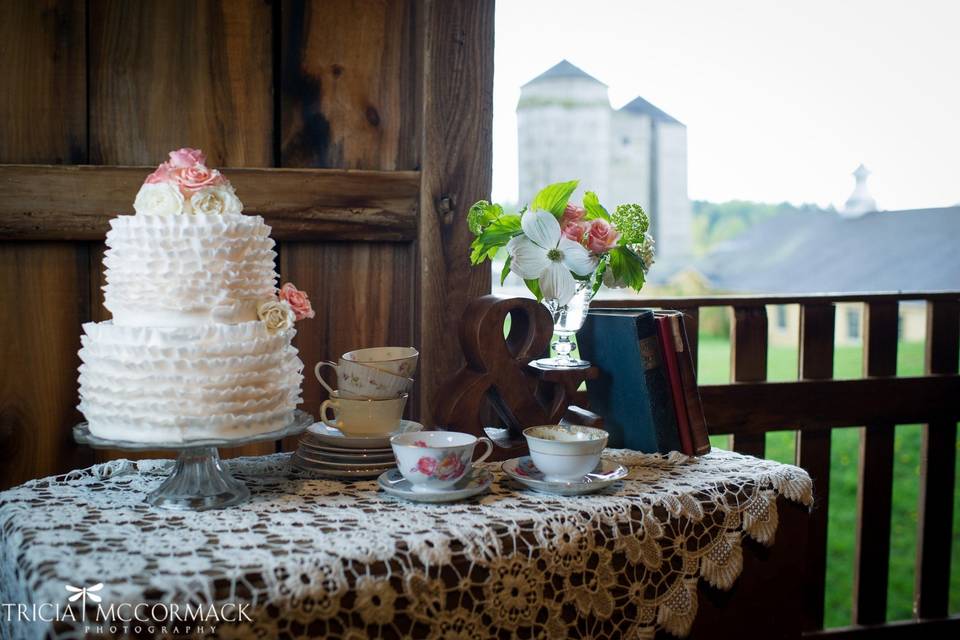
[377,468,493,503]
[307,420,423,449]
[501,456,628,496]
[292,453,394,479]
[297,440,395,462]
[295,451,395,470]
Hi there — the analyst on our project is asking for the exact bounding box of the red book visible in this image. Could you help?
[655,314,694,455]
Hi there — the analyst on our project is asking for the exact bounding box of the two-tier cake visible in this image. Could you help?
[78,148,307,443]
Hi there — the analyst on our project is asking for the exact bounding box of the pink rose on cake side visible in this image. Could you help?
[168,147,206,168]
[279,283,315,320]
[583,219,620,254]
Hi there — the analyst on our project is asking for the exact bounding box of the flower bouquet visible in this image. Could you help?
[468,180,654,369]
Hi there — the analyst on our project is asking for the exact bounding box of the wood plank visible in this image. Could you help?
[0,244,93,489]
[699,376,960,435]
[0,0,86,164]
[914,300,960,618]
[853,301,898,625]
[88,0,273,166]
[730,306,768,457]
[281,0,418,170]
[279,243,415,450]
[0,165,420,241]
[805,616,960,640]
[0,0,90,488]
[597,292,960,308]
[796,303,835,632]
[416,0,495,422]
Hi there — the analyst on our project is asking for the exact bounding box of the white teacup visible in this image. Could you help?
[320,392,408,436]
[391,430,493,492]
[314,359,413,400]
[523,425,608,482]
[342,347,419,378]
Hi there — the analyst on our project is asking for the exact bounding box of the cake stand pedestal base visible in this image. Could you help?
[72,410,314,511]
[146,447,250,511]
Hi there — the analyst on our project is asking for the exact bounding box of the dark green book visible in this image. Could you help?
[577,309,682,453]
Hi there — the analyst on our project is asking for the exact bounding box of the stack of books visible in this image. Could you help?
[577,308,710,455]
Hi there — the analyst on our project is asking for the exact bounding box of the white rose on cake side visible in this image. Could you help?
[133,182,185,216]
[190,185,243,216]
[258,300,295,334]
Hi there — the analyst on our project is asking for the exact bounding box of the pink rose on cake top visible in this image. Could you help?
[77,148,312,444]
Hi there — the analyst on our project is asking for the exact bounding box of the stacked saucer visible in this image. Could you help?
[292,420,422,479]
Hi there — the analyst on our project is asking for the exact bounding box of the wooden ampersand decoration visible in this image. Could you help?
[433,294,598,461]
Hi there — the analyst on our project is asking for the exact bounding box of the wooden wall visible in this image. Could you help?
[0,0,493,489]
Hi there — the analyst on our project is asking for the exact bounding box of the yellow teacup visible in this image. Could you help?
[319,391,408,436]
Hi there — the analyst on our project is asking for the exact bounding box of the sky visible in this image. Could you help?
[493,0,960,211]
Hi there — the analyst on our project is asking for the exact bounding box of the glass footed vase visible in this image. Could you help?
[532,282,596,370]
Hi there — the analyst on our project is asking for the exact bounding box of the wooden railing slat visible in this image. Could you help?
[697,376,960,435]
[796,303,836,632]
[853,301,899,625]
[730,306,768,457]
[914,300,960,618]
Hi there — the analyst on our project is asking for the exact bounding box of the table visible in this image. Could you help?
[0,449,812,639]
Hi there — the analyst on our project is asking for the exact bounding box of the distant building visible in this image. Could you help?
[686,166,958,344]
[842,164,878,217]
[517,60,693,260]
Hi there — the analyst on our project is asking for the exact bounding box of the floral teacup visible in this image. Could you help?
[391,431,493,493]
[315,359,413,400]
[342,347,419,378]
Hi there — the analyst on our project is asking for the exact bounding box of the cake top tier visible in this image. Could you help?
[133,148,243,217]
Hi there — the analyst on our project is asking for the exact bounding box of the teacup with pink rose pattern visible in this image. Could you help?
[391,431,493,492]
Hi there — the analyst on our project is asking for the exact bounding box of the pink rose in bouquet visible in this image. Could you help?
[561,203,586,225]
[168,147,206,168]
[177,164,225,191]
[279,282,315,320]
[561,220,588,244]
[584,219,620,254]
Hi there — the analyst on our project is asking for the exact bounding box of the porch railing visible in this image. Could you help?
[593,291,960,638]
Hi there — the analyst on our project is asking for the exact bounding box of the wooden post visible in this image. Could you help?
[730,306,768,457]
[853,301,898,625]
[416,0,494,423]
[914,299,960,618]
[796,302,835,632]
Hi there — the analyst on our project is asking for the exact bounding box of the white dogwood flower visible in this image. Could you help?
[507,209,597,305]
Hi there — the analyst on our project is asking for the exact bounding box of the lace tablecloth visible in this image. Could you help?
[0,449,811,640]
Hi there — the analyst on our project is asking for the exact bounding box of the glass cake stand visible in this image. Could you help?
[73,410,314,511]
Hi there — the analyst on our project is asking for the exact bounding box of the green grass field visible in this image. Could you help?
[695,336,960,626]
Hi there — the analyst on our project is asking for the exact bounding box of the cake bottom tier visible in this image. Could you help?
[78,320,304,443]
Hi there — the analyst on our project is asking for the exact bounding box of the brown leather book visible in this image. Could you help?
[672,313,710,455]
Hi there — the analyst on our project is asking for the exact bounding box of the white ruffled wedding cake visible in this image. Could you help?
[78,148,308,443]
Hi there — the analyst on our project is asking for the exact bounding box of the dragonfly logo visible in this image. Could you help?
[65,584,103,612]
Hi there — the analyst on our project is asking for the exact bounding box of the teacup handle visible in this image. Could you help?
[314,361,338,396]
[473,437,494,464]
[319,398,339,428]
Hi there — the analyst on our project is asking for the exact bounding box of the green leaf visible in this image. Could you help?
[524,278,543,301]
[530,180,579,217]
[500,255,513,286]
[582,191,611,221]
[467,200,504,235]
[469,214,521,265]
[608,246,647,291]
